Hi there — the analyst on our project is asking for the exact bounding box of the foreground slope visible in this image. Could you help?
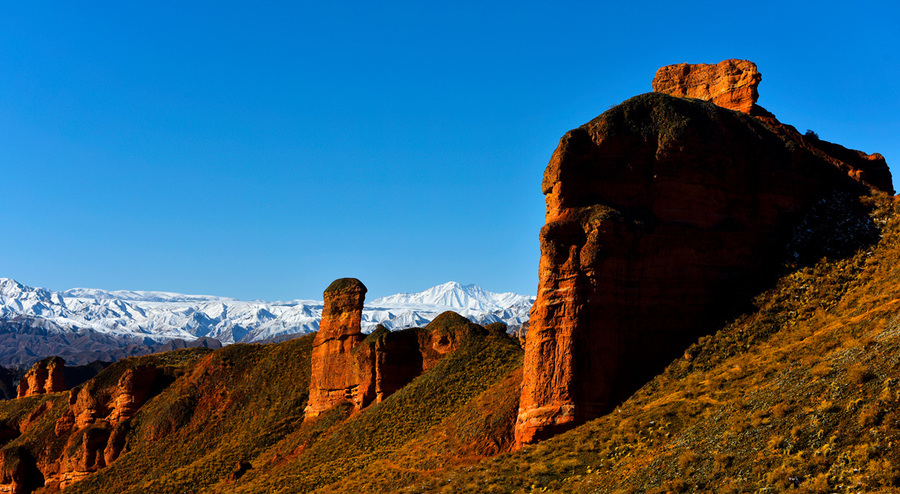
[410,194,900,493]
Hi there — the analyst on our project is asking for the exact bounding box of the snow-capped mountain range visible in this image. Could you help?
[0,278,534,346]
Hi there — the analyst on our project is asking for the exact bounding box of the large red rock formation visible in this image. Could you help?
[515,65,893,446]
[16,357,66,398]
[304,278,368,419]
[652,59,761,114]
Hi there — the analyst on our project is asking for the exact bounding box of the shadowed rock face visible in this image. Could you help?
[17,357,66,398]
[515,87,893,446]
[652,59,761,114]
[304,278,368,419]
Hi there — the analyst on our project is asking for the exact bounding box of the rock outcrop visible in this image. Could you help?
[304,277,492,420]
[304,278,369,419]
[652,59,761,114]
[354,312,488,406]
[515,62,894,446]
[16,357,66,398]
[43,363,173,490]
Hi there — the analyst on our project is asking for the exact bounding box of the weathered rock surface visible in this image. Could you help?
[16,357,66,398]
[0,447,42,494]
[304,278,369,419]
[515,75,894,446]
[652,59,761,113]
[40,363,173,490]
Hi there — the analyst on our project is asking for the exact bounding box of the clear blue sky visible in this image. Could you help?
[2,1,898,300]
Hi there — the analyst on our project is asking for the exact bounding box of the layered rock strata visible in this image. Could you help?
[304,278,369,419]
[45,364,172,490]
[652,59,761,114]
[16,357,66,398]
[515,63,893,446]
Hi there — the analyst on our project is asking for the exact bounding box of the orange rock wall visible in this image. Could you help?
[45,364,170,490]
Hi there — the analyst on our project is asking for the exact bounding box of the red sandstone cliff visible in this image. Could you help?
[44,364,170,490]
[16,357,66,398]
[515,61,894,446]
[303,278,369,419]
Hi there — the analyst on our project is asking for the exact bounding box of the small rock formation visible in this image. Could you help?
[304,278,369,419]
[16,357,66,398]
[304,278,491,420]
[45,363,173,490]
[354,313,487,407]
[652,59,761,114]
[354,325,422,405]
[515,61,894,446]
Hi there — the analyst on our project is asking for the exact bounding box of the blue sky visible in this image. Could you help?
[2,1,898,300]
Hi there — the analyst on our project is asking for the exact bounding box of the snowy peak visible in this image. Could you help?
[370,281,533,312]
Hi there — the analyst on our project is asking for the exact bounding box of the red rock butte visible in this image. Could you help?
[514,60,893,447]
[304,278,368,419]
[652,59,761,114]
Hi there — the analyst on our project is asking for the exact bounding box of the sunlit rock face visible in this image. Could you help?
[652,59,761,114]
[17,357,66,398]
[515,67,893,446]
[304,278,368,420]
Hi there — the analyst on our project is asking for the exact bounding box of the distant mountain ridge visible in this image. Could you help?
[0,278,534,366]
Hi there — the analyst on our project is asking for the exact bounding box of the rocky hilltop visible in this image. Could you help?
[651,59,762,114]
[516,59,893,445]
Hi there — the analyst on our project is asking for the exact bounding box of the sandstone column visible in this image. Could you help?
[304,278,367,420]
[17,356,66,398]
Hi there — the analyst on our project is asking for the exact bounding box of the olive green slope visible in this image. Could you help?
[409,194,900,493]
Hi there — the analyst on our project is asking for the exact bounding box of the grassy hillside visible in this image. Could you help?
[229,327,522,493]
[406,193,900,493]
[65,337,315,494]
[54,317,522,494]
